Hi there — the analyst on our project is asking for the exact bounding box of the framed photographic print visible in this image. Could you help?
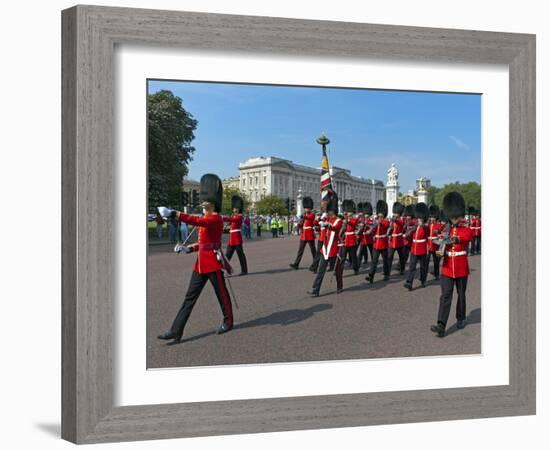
[62,5,535,444]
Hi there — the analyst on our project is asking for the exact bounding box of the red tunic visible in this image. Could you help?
[363,218,374,245]
[321,216,343,259]
[301,213,316,241]
[402,218,416,247]
[410,225,428,256]
[388,218,404,249]
[441,225,474,278]
[344,217,358,247]
[223,214,243,246]
[372,219,390,250]
[427,221,443,252]
[178,212,224,274]
[470,218,482,237]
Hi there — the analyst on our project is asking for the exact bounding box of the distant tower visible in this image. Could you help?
[385,163,400,213]
[416,176,430,204]
[296,188,304,217]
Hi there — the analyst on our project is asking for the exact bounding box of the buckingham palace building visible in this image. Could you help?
[234,156,384,210]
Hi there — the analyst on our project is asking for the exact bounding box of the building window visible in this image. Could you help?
[263,176,266,185]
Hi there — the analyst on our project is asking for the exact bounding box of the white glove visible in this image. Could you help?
[157,206,173,217]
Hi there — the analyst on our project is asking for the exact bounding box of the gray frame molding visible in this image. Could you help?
[62,5,536,444]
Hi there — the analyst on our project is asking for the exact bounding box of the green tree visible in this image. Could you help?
[433,181,481,211]
[148,90,198,209]
[222,187,250,214]
[427,185,440,205]
[254,195,288,215]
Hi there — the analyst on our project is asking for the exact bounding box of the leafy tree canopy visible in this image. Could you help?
[254,195,288,216]
[432,181,481,211]
[148,90,197,209]
[222,187,250,214]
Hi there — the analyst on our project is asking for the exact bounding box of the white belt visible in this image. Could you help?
[428,236,437,240]
[471,227,481,230]
[345,232,355,235]
[230,229,241,233]
[413,239,426,243]
[303,226,313,229]
[391,233,402,237]
[447,251,467,256]
[375,234,386,238]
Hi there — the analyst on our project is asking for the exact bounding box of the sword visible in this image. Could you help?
[225,276,239,309]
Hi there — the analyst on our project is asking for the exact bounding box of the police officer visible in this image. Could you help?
[157,174,234,345]
[430,192,474,338]
[404,202,429,290]
[223,195,248,275]
[290,197,317,270]
[308,194,344,296]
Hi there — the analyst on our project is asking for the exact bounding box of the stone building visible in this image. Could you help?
[236,156,384,210]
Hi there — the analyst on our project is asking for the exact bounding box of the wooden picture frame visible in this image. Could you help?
[62,5,536,444]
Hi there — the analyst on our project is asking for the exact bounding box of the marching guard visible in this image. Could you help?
[157,174,234,345]
[342,199,360,274]
[308,194,344,296]
[290,196,317,270]
[430,192,474,338]
[310,210,327,273]
[223,195,248,275]
[426,204,443,280]
[387,202,406,275]
[358,202,374,266]
[365,200,391,283]
[469,209,482,255]
[402,204,416,266]
[404,202,429,290]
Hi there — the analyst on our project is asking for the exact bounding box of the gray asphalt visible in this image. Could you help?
[147,234,481,368]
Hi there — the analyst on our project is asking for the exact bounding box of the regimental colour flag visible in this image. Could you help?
[320,144,334,201]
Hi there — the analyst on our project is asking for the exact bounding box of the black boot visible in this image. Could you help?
[289,263,299,270]
[216,322,233,335]
[430,323,446,338]
[457,318,467,329]
[307,290,319,297]
[404,281,412,291]
[366,273,374,284]
[157,330,178,340]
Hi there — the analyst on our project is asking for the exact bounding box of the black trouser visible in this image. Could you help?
[358,244,369,265]
[271,228,278,237]
[256,225,261,237]
[388,246,406,274]
[293,240,317,266]
[310,240,324,271]
[437,275,468,327]
[406,253,428,285]
[312,255,343,293]
[368,248,390,277]
[343,245,359,272]
[170,270,233,338]
[427,250,441,278]
[471,235,481,254]
[226,245,248,274]
[403,245,411,265]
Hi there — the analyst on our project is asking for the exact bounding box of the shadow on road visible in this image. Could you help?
[445,307,482,336]
[241,267,296,277]
[236,303,333,330]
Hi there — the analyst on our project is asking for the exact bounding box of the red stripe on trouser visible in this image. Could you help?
[216,270,233,326]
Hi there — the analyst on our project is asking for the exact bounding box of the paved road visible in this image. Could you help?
[147,235,481,368]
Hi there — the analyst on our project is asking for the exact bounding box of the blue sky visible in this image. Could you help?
[148,80,481,191]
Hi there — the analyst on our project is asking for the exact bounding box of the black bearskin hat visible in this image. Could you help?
[376,200,388,217]
[342,199,355,213]
[415,202,429,221]
[404,204,416,218]
[468,206,476,216]
[231,195,244,213]
[428,204,440,217]
[363,202,373,215]
[302,196,314,210]
[200,173,223,212]
[443,191,466,219]
[392,202,404,215]
[357,202,364,213]
[327,193,339,214]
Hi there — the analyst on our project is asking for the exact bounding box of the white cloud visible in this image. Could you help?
[449,135,470,151]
